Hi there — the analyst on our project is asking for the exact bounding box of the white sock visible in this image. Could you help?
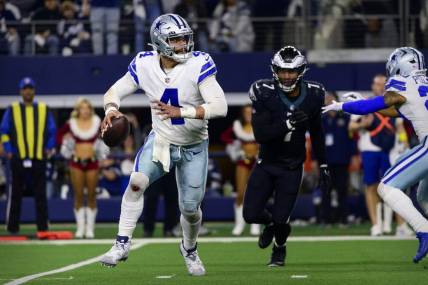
[118,187,145,237]
[181,208,202,250]
[379,183,428,232]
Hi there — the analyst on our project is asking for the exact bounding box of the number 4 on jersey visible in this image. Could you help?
[160,88,185,125]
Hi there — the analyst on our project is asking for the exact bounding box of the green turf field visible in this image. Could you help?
[1,223,427,285]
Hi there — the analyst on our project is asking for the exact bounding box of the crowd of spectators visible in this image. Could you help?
[0,0,427,55]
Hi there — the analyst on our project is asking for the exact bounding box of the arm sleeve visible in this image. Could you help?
[342,96,387,115]
[45,110,57,150]
[198,76,228,119]
[250,93,289,143]
[309,98,327,165]
[0,107,12,153]
[104,72,139,110]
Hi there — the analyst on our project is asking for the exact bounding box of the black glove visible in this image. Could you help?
[285,109,308,130]
[318,164,332,194]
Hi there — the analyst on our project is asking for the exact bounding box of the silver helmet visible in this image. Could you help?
[149,14,194,63]
[271,46,308,92]
[386,47,426,78]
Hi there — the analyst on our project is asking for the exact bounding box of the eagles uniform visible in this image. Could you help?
[248,79,326,168]
[242,46,330,267]
[244,79,326,226]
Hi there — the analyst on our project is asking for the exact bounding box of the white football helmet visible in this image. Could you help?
[149,14,194,63]
[386,47,426,78]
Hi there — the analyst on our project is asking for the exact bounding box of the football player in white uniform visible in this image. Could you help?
[323,47,428,263]
[99,14,228,275]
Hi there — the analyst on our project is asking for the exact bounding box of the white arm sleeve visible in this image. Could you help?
[103,72,139,110]
[199,76,228,119]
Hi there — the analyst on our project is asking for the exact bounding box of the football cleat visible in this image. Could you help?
[413,232,428,263]
[179,241,206,276]
[258,224,275,249]
[268,244,286,267]
[100,238,131,267]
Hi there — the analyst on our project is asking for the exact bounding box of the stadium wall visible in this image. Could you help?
[0,52,389,97]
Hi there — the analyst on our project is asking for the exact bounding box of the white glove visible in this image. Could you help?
[322,100,344,114]
[342,92,365,102]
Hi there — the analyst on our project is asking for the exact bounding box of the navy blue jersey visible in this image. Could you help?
[249,79,326,168]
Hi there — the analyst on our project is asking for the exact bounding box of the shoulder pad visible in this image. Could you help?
[385,76,407,92]
[304,80,325,98]
[193,51,217,84]
[249,79,276,102]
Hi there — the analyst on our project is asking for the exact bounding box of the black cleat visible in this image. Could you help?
[258,224,275,249]
[268,244,286,267]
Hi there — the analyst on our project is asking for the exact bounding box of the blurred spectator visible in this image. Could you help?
[173,0,209,51]
[84,0,120,55]
[8,0,39,17]
[57,1,91,56]
[221,104,260,236]
[321,91,356,225]
[0,77,56,234]
[133,0,147,52]
[98,158,124,196]
[206,157,223,197]
[24,0,61,55]
[59,97,108,238]
[313,0,346,49]
[209,0,254,52]
[0,0,21,55]
[252,0,286,51]
[0,143,7,200]
[348,74,412,237]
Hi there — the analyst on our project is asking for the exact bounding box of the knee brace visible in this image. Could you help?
[377,182,389,199]
[181,207,202,224]
[124,172,149,202]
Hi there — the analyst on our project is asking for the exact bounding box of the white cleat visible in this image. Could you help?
[179,241,206,276]
[100,239,131,267]
[395,223,414,237]
[250,224,261,236]
[370,224,383,236]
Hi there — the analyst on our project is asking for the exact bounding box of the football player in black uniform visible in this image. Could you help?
[243,46,331,266]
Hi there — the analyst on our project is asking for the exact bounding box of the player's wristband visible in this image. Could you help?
[180,107,197,119]
[105,106,118,116]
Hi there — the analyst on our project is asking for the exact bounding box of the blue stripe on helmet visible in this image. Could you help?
[177,15,187,28]
[169,14,182,28]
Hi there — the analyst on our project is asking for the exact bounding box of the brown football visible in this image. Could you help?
[102,116,130,147]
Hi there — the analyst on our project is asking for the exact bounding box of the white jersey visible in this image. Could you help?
[128,50,217,145]
[385,74,428,140]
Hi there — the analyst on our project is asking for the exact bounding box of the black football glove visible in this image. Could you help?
[318,164,332,194]
[285,109,308,130]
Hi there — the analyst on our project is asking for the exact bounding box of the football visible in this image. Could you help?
[102,116,130,147]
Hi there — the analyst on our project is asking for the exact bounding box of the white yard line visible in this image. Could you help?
[1,235,416,285]
[3,240,148,285]
[0,235,416,245]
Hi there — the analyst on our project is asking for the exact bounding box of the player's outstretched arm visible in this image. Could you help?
[102,73,139,132]
[322,91,406,115]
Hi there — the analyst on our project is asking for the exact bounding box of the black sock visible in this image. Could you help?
[273,223,291,246]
